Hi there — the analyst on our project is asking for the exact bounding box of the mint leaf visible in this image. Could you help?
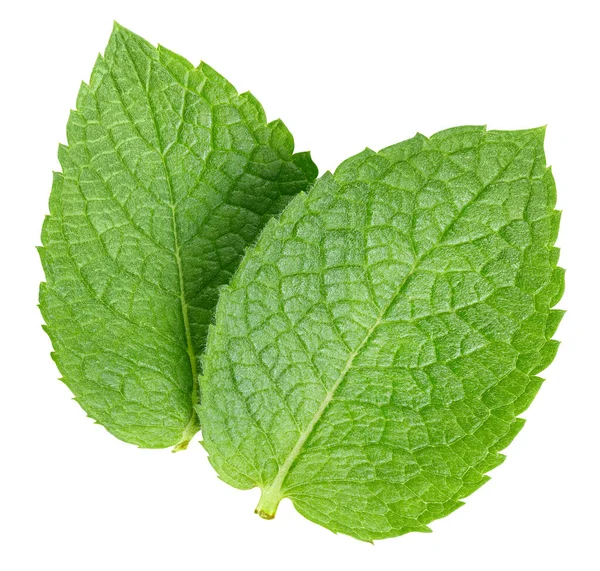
[199,126,563,540]
[39,24,317,449]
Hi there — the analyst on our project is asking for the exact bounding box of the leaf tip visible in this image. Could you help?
[111,20,131,37]
[530,124,548,145]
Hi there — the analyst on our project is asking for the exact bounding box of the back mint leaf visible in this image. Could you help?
[199,126,563,540]
[39,23,317,450]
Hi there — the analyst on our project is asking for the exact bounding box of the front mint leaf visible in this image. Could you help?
[39,23,317,449]
[199,126,563,540]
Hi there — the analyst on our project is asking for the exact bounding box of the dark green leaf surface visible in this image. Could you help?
[199,126,563,540]
[39,24,317,449]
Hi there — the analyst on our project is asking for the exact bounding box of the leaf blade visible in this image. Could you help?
[39,24,317,449]
[199,126,563,539]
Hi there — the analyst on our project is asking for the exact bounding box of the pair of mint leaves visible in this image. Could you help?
[39,24,564,541]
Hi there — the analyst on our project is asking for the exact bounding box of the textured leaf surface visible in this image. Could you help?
[39,24,317,449]
[199,126,563,540]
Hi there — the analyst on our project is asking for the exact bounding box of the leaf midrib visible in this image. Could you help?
[255,132,538,513]
[117,37,199,449]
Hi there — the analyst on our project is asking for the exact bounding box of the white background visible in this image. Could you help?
[1,0,598,569]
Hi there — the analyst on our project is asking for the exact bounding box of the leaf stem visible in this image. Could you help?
[172,406,200,452]
[255,485,283,519]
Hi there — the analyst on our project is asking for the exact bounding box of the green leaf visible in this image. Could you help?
[199,126,563,540]
[39,23,317,450]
